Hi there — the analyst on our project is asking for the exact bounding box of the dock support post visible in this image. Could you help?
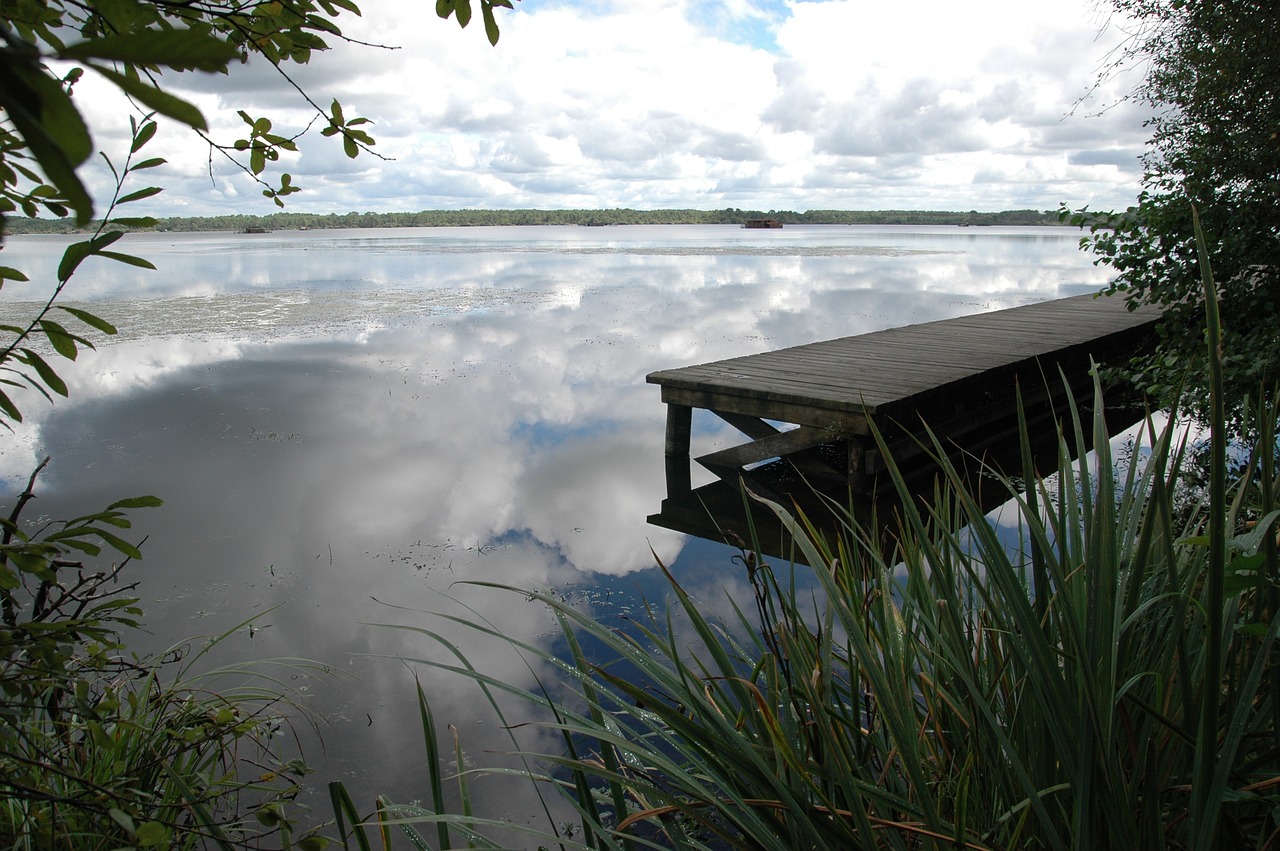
[664,404,692,495]
[665,404,692,456]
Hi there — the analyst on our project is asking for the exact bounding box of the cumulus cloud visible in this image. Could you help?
[67,0,1149,217]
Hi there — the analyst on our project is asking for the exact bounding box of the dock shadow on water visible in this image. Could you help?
[648,386,1151,573]
[649,293,1158,569]
[0,224,1123,831]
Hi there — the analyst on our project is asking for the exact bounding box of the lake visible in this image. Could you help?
[0,224,1114,828]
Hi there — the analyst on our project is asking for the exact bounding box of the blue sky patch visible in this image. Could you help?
[685,0,792,51]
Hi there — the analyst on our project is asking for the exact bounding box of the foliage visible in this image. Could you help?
[0,123,327,844]
[2,589,329,850]
[335,243,1280,848]
[0,0,515,230]
[1,2,514,848]
[1064,0,1280,420]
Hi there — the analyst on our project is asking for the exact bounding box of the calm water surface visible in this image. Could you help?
[0,224,1112,825]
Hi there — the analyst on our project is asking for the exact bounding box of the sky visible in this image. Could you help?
[72,0,1152,217]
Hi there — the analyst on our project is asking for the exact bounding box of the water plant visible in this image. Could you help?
[333,221,1280,848]
[1,611,330,850]
[0,457,329,849]
[0,114,331,851]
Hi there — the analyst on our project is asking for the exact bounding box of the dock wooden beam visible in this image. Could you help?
[647,292,1161,500]
[664,403,692,457]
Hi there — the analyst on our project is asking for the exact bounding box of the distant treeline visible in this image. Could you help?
[4,207,1062,234]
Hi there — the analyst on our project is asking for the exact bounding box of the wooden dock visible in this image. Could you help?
[647,292,1162,506]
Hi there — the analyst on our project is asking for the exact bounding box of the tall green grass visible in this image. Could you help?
[1,615,330,850]
[336,238,1280,848]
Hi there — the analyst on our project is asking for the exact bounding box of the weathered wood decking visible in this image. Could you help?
[647,292,1162,500]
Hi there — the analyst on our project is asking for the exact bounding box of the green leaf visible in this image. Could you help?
[92,229,125,250]
[343,134,358,158]
[20,349,69,396]
[0,388,23,422]
[101,152,122,184]
[1227,552,1268,574]
[0,56,95,223]
[6,61,93,166]
[135,821,169,847]
[57,232,125,280]
[131,157,165,170]
[131,120,157,153]
[111,216,159,228]
[116,186,162,205]
[483,1,500,45]
[57,306,118,335]
[455,0,472,27]
[87,64,209,131]
[60,29,238,73]
[18,373,53,404]
[108,496,163,510]
[1225,573,1269,596]
[57,538,102,556]
[39,320,78,359]
[97,251,158,270]
[0,267,29,282]
[108,808,136,835]
[250,146,266,175]
[93,529,143,560]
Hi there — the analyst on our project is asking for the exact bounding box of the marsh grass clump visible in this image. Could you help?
[345,392,1277,850]
[0,601,331,850]
[0,461,329,849]
[340,234,1280,849]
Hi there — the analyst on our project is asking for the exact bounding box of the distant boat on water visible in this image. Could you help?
[242,225,270,234]
[743,218,783,229]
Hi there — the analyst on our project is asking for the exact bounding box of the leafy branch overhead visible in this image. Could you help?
[0,2,517,845]
[0,24,238,226]
[0,115,164,429]
[1064,1,1280,427]
[0,0,515,229]
[437,0,516,46]
[320,99,373,160]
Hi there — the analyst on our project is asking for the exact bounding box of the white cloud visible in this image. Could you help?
[67,0,1148,218]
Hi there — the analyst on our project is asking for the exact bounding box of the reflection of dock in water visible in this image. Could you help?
[647,293,1161,562]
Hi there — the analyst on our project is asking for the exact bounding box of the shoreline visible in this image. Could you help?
[3,207,1065,236]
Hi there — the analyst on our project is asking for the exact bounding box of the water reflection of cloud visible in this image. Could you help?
[517,429,684,573]
[7,225,1118,824]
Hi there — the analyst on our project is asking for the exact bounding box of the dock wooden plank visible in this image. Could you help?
[648,293,1158,423]
[648,292,1161,495]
